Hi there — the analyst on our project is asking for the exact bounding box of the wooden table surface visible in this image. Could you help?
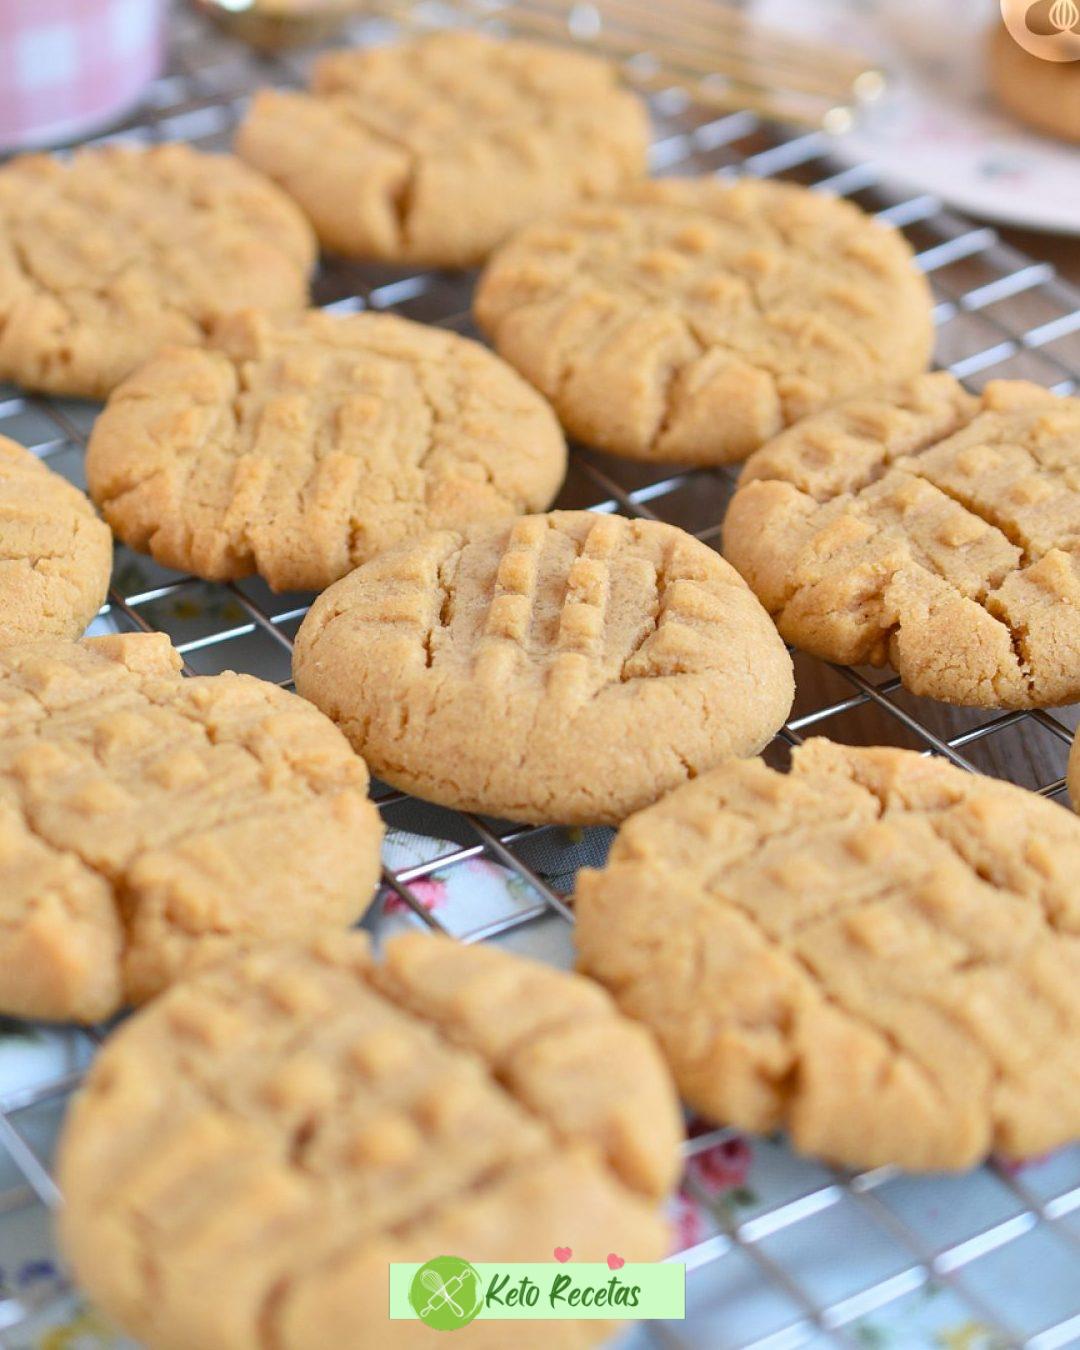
[1001,227,1080,287]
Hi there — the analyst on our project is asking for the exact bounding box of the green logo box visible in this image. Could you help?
[391,1258,685,1328]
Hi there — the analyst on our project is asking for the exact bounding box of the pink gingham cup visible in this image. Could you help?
[0,0,165,152]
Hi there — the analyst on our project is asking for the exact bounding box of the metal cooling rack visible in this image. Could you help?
[0,3,1079,1348]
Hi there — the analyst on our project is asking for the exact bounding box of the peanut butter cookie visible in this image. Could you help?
[86,309,567,592]
[0,436,111,644]
[236,32,649,268]
[723,375,1080,709]
[575,737,1080,1172]
[0,144,315,399]
[0,634,382,1023]
[474,177,934,464]
[58,931,682,1350]
[293,511,794,825]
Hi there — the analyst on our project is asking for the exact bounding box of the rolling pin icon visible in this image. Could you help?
[419,1266,473,1318]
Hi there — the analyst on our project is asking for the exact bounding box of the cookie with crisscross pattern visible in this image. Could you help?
[58,931,682,1349]
[87,308,566,592]
[576,737,1080,1171]
[723,374,1080,708]
[475,177,933,464]
[236,32,649,267]
[0,633,381,1022]
[0,435,111,645]
[293,510,794,824]
[0,144,315,398]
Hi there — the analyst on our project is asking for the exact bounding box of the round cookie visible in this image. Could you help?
[0,634,382,1024]
[58,931,682,1350]
[474,177,934,465]
[1070,727,1079,813]
[0,436,111,644]
[235,32,649,268]
[988,22,1080,145]
[293,510,794,826]
[86,308,567,592]
[723,374,1080,709]
[576,737,1080,1172]
[0,144,316,399]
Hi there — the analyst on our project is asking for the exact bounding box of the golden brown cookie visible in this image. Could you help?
[86,308,567,592]
[0,144,316,399]
[235,32,650,268]
[0,436,111,644]
[57,931,682,1350]
[1070,726,1080,812]
[474,177,934,465]
[0,634,382,1023]
[988,22,1080,144]
[575,737,1080,1172]
[723,375,1080,709]
[293,511,794,826]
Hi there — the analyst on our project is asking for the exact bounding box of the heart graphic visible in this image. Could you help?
[607,1253,625,1270]
[554,1247,572,1263]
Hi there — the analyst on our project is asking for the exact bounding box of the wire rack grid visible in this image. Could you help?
[0,4,1078,1348]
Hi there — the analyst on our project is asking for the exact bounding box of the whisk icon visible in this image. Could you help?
[409,1255,484,1329]
[419,1266,470,1318]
